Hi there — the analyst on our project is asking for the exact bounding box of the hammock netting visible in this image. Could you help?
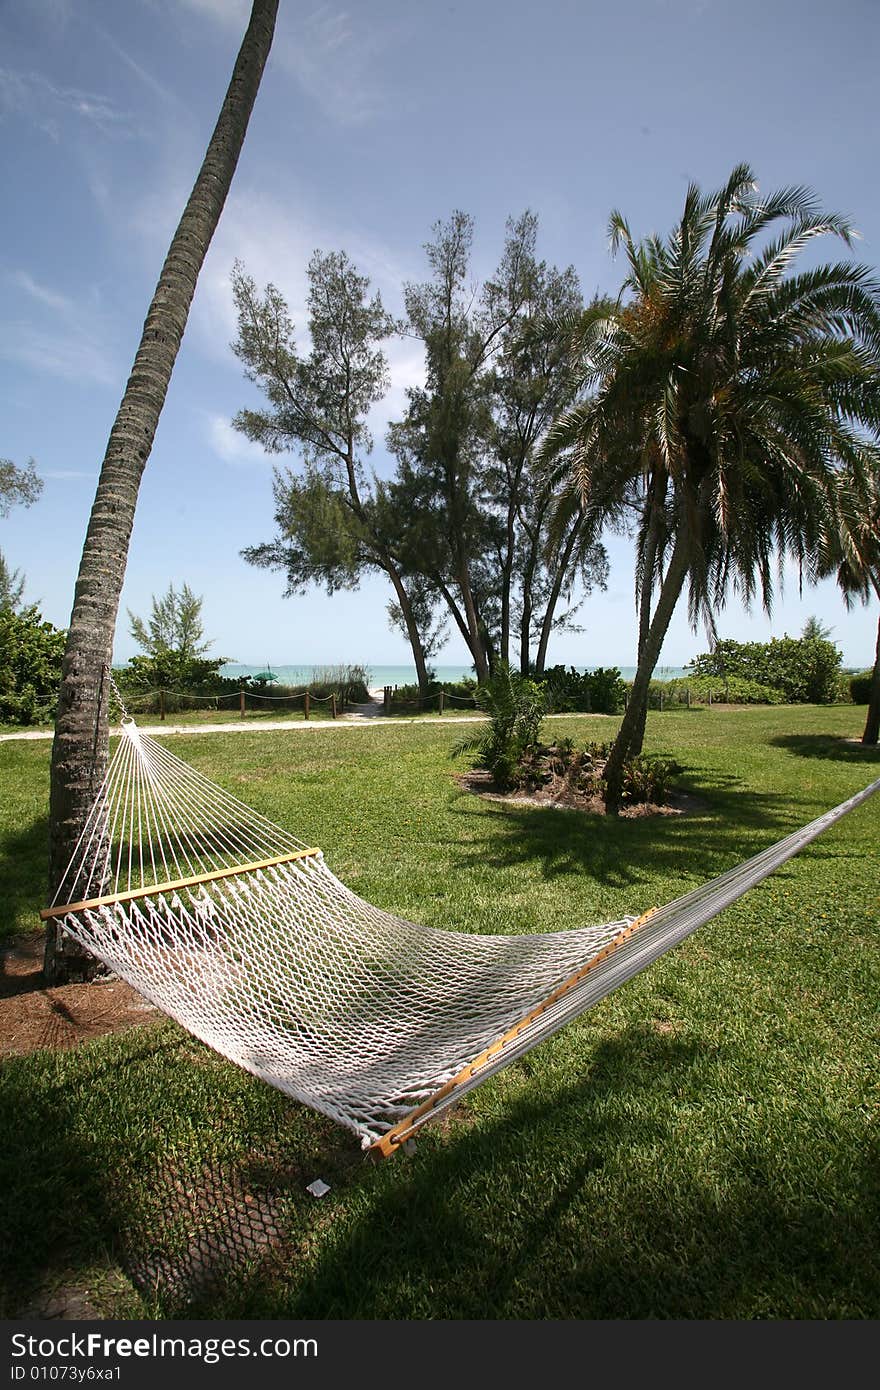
[44,719,880,1155]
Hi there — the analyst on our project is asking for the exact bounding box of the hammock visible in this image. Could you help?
[43,715,880,1156]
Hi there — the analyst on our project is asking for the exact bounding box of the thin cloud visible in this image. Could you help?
[0,323,117,387]
[10,270,75,314]
[0,66,135,142]
[4,269,116,386]
[93,24,180,109]
[206,413,272,467]
[178,0,390,126]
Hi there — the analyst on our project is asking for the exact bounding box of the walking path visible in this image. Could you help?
[0,712,489,742]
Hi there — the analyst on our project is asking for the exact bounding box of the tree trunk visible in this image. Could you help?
[603,534,690,815]
[46,0,279,983]
[435,576,481,669]
[518,508,542,674]
[629,560,656,759]
[862,607,880,745]
[534,521,580,674]
[499,501,517,669]
[519,586,533,675]
[387,567,431,695]
[458,565,490,683]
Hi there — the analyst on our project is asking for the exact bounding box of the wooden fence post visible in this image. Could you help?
[240,689,245,719]
[686,687,691,709]
[331,693,337,719]
[304,690,310,721]
[160,689,165,721]
[438,690,445,715]
[384,685,391,714]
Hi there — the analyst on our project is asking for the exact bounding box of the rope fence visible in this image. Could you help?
[115,685,484,722]
[115,682,755,723]
[115,686,344,721]
[381,686,479,715]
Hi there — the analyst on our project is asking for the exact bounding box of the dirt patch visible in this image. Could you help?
[0,933,159,1057]
[454,768,705,818]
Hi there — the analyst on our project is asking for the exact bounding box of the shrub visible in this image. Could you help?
[0,605,66,725]
[454,664,547,789]
[620,754,681,805]
[114,661,372,714]
[388,677,477,712]
[117,650,229,695]
[638,675,785,707]
[849,670,875,704]
[307,665,371,704]
[688,636,842,703]
[574,740,678,805]
[541,665,627,714]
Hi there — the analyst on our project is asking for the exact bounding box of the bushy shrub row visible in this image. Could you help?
[849,670,875,704]
[541,665,628,714]
[688,636,843,704]
[640,674,786,707]
[114,661,371,713]
[387,677,478,711]
[0,605,66,725]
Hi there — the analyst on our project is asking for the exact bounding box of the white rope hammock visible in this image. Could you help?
[44,714,880,1156]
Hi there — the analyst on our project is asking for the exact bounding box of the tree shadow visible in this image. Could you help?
[770,733,880,765]
[266,1023,880,1319]
[0,1025,352,1319]
[446,761,816,898]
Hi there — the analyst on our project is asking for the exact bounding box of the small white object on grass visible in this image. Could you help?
[306,1178,331,1198]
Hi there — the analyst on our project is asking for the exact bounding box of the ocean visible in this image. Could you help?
[221,662,695,688]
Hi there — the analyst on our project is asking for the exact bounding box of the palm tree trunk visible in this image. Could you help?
[862,607,880,746]
[629,551,657,759]
[630,474,664,758]
[46,0,279,983]
[603,534,690,815]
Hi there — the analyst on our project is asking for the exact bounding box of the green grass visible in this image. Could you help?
[1,706,878,1318]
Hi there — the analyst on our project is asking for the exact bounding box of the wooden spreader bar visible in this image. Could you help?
[41,847,322,921]
[370,905,658,1158]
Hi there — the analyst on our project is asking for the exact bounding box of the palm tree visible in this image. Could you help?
[544,164,880,813]
[46,0,279,982]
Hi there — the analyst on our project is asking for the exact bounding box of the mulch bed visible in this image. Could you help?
[0,933,159,1057]
[454,768,701,818]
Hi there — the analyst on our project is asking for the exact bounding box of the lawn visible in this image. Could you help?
[1,705,878,1319]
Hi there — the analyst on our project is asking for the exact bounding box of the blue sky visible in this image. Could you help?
[2,0,879,670]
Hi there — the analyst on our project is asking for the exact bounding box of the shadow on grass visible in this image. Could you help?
[0,1025,353,1318]
[0,814,48,944]
[3,1014,877,1319]
[265,1024,880,1320]
[447,764,821,897]
[770,733,880,765]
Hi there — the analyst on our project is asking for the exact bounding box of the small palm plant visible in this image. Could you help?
[454,663,547,788]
